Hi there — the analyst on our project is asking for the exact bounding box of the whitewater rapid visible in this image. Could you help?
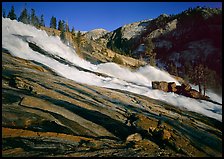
[2,18,222,121]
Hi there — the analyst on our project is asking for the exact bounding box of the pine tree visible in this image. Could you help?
[201,66,218,96]
[58,20,64,31]
[169,61,178,76]
[40,14,45,27]
[30,8,39,27]
[189,63,204,94]
[145,38,156,66]
[18,8,29,24]
[62,20,66,31]
[71,26,75,35]
[76,31,81,48]
[31,8,35,25]
[50,16,57,29]
[7,6,17,20]
[60,29,66,43]
[65,21,70,32]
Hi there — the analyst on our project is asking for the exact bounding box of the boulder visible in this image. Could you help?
[176,85,183,94]
[153,128,171,141]
[168,82,177,92]
[152,81,209,101]
[152,81,169,92]
[133,114,159,133]
[162,129,171,141]
[126,133,142,142]
[188,89,202,99]
[181,83,191,91]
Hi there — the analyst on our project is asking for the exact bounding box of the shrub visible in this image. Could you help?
[112,55,123,65]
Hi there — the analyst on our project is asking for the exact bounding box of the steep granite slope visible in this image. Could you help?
[2,50,222,157]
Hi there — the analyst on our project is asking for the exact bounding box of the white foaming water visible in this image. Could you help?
[2,18,222,121]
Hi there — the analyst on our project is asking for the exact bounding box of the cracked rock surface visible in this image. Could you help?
[2,51,222,157]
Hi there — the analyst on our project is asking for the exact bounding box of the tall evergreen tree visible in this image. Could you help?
[169,61,178,76]
[145,38,156,66]
[58,20,64,31]
[65,21,70,32]
[60,29,66,43]
[189,63,204,94]
[71,26,75,35]
[30,8,35,25]
[18,8,29,24]
[7,6,17,20]
[62,20,66,31]
[30,8,39,27]
[40,14,45,27]
[50,16,57,29]
[76,31,81,48]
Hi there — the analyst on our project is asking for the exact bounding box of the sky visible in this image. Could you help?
[2,2,222,32]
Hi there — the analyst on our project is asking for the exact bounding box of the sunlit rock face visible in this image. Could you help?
[84,28,109,40]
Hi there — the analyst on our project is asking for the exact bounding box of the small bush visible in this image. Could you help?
[112,55,123,65]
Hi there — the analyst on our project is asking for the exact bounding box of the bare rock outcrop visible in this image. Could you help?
[152,81,210,100]
[152,81,169,92]
[126,133,142,142]
[2,51,222,157]
[168,82,177,92]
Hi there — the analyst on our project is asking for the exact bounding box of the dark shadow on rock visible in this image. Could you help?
[35,95,135,140]
[3,136,78,157]
[53,88,105,110]
[161,116,222,155]
[2,89,22,104]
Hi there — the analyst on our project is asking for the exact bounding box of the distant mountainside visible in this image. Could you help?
[84,28,109,40]
[97,7,222,91]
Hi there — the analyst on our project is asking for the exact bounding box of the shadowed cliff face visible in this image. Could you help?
[101,8,222,90]
[2,51,222,157]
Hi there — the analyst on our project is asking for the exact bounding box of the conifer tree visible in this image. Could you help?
[76,31,81,48]
[7,6,17,20]
[50,16,57,29]
[169,61,178,76]
[60,29,66,43]
[58,20,64,31]
[145,38,156,66]
[30,8,39,27]
[65,21,70,32]
[189,63,204,94]
[40,14,45,27]
[31,8,35,25]
[62,20,66,31]
[71,26,75,35]
[18,8,29,24]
